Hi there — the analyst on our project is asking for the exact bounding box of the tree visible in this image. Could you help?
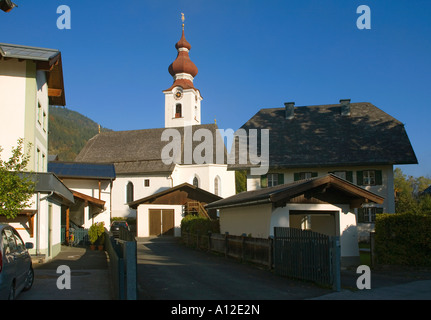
[0,139,35,219]
[394,168,431,215]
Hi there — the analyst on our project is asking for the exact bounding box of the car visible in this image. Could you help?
[110,221,130,238]
[0,223,34,300]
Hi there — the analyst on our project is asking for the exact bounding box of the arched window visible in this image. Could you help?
[214,176,221,196]
[193,176,199,188]
[126,182,134,203]
[175,104,182,118]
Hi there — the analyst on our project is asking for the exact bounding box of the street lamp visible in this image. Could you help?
[0,0,18,13]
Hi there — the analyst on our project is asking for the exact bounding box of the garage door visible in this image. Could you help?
[149,209,175,236]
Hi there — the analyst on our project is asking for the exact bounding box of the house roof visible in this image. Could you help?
[48,161,116,180]
[0,43,66,106]
[72,190,105,210]
[206,174,384,210]
[128,182,222,209]
[20,172,75,205]
[228,102,417,170]
[75,124,227,175]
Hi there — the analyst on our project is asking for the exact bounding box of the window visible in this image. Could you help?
[330,171,353,182]
[175,104,182,118]
[126,182,134,203]
[144,179,150,187]
[43,111,47,132]
[193,176,199,188]
[357,170,382,186]
[261,173,284,188]
[37,102,42,125]
[214,176,221,196]
[358,207,384,223]
[36,148,40,171]
[294,172,318,181]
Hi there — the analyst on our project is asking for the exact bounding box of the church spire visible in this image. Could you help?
[164,14,203,128]
[167,13,198,90]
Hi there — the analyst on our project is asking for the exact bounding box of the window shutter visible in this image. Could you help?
[346,171,353,183]
[311,172,318,178]
[278,173,284,185]
[356,171,363,185]
[261,175,268,188]
[294,173,300,181]
[376,207,384,214]
[375,170,383,185]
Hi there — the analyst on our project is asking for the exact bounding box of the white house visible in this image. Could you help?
[75,24,236,224]
[228,100,418,240]
[0,43,71,260]
[47,161,116,234]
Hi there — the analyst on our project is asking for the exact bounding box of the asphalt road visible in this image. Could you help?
[136,237,332,300]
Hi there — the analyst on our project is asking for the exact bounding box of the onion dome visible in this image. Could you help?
[168,29,198,79]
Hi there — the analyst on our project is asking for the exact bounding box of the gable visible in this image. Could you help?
[129,183,222,209]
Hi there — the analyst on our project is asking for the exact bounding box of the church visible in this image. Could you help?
[74,21,236,223]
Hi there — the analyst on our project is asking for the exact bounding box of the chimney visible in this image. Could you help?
[284,102,295,120]
[340,99,351,116]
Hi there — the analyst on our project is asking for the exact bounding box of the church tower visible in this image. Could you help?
[163,14,202,128]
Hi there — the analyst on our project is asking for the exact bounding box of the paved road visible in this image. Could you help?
[137,237,431,301]
[18,246,112,300]
[136,237,331,300]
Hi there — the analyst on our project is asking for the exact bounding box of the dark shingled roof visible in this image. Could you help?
[228,102,417,170]
[75,124,226,175]
[48,162,116,180]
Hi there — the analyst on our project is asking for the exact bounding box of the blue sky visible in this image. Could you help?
[2,1,431,177]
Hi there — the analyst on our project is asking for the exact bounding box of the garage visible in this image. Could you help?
[130,183,222,238]
[149,209,174,236]
[206,174,385,267]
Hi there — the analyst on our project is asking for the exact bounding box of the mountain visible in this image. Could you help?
[48,106,112,161]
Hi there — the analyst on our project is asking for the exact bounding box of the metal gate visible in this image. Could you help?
[274,227,340,290]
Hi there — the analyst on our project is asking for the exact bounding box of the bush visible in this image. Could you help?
[180,215,220,235]
[88,222,105,245]
[375,213,431,266]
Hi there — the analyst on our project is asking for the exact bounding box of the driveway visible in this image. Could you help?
[136,237,331,300]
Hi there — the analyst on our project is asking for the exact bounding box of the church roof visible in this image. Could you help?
[228,102,418,171]
[75,124,226,175]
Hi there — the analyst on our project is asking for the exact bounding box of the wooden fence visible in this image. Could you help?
[273,227,340,290]
[182,227,341,291]
[182,231,273,268]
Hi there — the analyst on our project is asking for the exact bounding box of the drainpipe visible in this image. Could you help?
[36,191,54,256]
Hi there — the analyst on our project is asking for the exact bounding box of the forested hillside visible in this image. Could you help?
[48,106,111,161]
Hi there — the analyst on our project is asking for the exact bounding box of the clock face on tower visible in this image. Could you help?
[174,90,183,100]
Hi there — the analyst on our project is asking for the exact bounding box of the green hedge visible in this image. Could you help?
[375,213,431,266]
[180,215,220,235]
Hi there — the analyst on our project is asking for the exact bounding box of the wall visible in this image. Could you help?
[0,59,27,162]
[136,204,183,237]
[219,203,273,239]
[112,174,172,218]
[172,163,236,198]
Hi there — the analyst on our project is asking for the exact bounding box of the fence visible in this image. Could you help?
[273,227,340,291]
[183,228,341,291]
[104,227,137,300]
[61,227,89,246]
[182,231,273,268]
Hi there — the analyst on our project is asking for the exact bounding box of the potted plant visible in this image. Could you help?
[97,222,105,251]
[88,223,99,250]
